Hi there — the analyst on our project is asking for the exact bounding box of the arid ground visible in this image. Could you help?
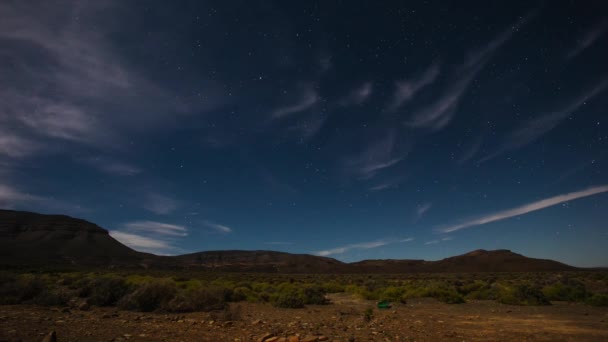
[2,294,607,342]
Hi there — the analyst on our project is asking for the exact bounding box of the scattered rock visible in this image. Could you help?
[288,336,300,342]
[42,331,57,342]
[78,302,90,311]
[258,332,275,342]
[318,336,328,341]
[252,319,263,325]
[302,336,318,342]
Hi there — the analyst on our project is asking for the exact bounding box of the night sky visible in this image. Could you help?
[1,1,607,267]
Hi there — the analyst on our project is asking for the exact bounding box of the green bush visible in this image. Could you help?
[87,277,131,306]
[542,280,588,302]
[301,285,328,305]
[271,286,304,308]
[34,288,72,306]
[363,307,373,322]
[497,284,550,306]
[165,286,227,312]
[16,275,46,302]
[586,294,608,307]
[119,279,177,312]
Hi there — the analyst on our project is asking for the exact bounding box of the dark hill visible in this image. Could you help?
[0,209,582,272]
[0,209,151,266]
[175,250,348,273]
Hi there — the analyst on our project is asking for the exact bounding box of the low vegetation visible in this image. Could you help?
[0,270,606,313]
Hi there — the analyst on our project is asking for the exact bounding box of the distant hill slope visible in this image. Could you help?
[175,250,348,273]
[0,209,150,266]
[0,209,581,272]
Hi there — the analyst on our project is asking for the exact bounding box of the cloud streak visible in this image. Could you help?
[417,202,432,218]
[406,11,536,130]
[566,20,607,60]
[314,238,413,256]
[340,82,373,106]
[439,184,608,233]
[142,194,178,215]
[272,86,318,119]
[109,231,176,254]
[480,80,608,163]
[389,63,440,111]
[123,221,188,237]
[84,156,142,176]
[344,130,407,180]
[204,221,233,233]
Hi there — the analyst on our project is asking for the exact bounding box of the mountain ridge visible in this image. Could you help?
[0,209,582,272]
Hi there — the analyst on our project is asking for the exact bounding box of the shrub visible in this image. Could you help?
[363,307,373,322]
[379,287,405,302]
[34,288,72,306]
[87,277,131,306]
[16,275,46,302]
[542,280,588,302]
[165,286,227,312]
[271,286,304,308]
[119,279,177,312]
[497,284,550,306]
[301,285,329,305]
[586,294,608,307]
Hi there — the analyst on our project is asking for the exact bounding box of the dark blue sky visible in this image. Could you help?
[1,1,607,266]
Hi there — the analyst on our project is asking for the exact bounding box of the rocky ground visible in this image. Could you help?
[1,294,607,342]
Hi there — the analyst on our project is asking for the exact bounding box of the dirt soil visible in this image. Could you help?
[1,294,607,342]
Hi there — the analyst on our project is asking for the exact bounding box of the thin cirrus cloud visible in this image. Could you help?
[122,221,188,237]
[272,86,319,119]
[204,221,233,234]
[314,238,414,257]
[142,193,179,215]
[344,130,407,180]
[0,131,39,159]
[439,184,608,233]
[566,20,607,60]
[339,82,374,106]
[479,80,608,163]
[389,63,440,111]
[84,156,142,176]
[405,11,536,131]
[0,1,223,158]
[0,183,42,206]
[416,202,432,218]
[108,231,177,255]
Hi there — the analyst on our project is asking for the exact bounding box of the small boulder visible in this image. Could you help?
[42,331,57,342]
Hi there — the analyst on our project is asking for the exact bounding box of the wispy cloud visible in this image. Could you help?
[0,1,222,158]
[0,131,39,158]
[272,85,319,119]
[344,130,406,180]
[480,80,608,163]
[264,241,294,246]
[0,182,86,213]
[123,221,188,237]
[439,184,608,233]
[204,221,233,234]
[340,82,373,106]
[566,20,607,60]
[109,231,177,255]
[389,63,440,111]
[417,202,432,218]
[314,238,413,256]
[142,194,178,215]
[84,156,141,176]
[425,240,440,245]
[405,11,536,130]
[0,184,43,206]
